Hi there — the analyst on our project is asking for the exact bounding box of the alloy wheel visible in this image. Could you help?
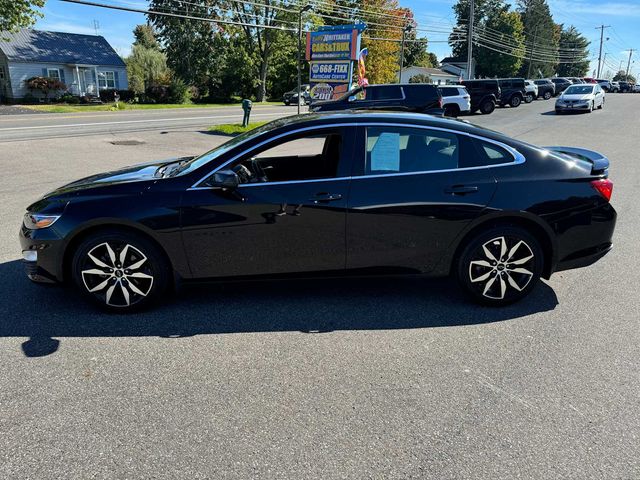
[468,236,535,301]
[80,242,154,308]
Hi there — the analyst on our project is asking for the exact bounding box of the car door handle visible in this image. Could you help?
[311,193,342,203]
[444,185,479,195]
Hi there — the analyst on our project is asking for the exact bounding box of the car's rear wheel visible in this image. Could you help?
[71,230,170,312]
[480,99,495,114]
[543,91,552,100]
[599,98,604,109]
[456,227,543,306]
[510,95,522,107]
[525,93,534,103]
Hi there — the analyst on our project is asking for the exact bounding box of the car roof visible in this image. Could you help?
[264,111,508,141]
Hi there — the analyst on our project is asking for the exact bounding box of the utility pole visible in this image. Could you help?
[626,49,636,79]
[297,4,312,115]
[466,0,474,79]
[527,24,539,79]
[595,25,611,79]
[398,23,412,83]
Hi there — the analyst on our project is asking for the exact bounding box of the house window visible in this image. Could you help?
[98,71,115,89]
[47,68,61,80]
[0,66,5,80]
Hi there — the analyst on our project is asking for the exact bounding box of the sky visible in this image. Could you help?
[35,0,640,79]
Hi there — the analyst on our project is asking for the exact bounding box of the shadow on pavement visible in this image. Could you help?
[0,260,558,357]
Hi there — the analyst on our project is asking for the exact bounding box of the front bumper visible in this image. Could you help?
[555,103,591,111]
[19,224,65,284]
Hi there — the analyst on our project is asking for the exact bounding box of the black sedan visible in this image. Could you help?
[20,112,616,311]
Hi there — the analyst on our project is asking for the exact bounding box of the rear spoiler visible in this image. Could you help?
[544,146,610,175]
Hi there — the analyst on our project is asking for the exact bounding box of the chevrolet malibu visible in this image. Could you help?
[20,112,616,311]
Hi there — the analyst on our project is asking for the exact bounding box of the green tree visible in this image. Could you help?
[0,0,45,35]
[125,44,169,94]
[613,70,636,83]
[475,9,525,77]
[403,37,434,68]
[133,24,159,50]
[518,0,558,78]
[556,26,590,77]
[449,0,503,60]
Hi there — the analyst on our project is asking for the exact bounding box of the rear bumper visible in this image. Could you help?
[555,243,612,272]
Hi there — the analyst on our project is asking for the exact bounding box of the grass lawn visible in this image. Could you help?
[23,101,282,113]
[208,121,270,135]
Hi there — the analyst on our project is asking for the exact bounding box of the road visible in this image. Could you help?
[0,104,301,142]
[1,96,639,479]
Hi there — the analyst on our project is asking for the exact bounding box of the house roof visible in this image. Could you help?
[0,29,125,67]
[441,57,467,65]
[402,67,458,78]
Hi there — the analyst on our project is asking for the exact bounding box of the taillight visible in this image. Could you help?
[591,178,613,201]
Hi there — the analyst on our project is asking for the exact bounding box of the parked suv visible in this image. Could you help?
[610,81,620,92]
[596,79,612,92]
[438,85,471,117]
[310,84,443,114]
[618,81,632,93]
[460,79,501,114]
[551,77,572,95]
[524,80,538,103]
[533,79,555,100]
[497,78,526,107]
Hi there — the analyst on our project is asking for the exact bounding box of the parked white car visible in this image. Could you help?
[438,85,471,117]
[610,81,620,93]
[633,84,640,93]
[524,80,538,103]
[555,84,605,113]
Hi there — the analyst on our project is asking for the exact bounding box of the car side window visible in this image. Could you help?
[364,127,459,175]
[231,129,345,184]
[369,86,403,101]
[467,138,515,167]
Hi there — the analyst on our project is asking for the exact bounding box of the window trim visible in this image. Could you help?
[189,122,525,190]
[47,68,61,80]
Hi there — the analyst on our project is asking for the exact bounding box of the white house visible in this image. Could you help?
[0,29,128,102]
[399,66,460,85]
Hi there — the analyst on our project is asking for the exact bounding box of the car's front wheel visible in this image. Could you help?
[71,230,170,312]
[456,227,543,306]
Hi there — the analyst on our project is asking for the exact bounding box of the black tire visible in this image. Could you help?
[598,98,604,109]
[455,226,544,306]
[525,93,534,103]
[71,230,170,312]
[510,95,522,107]
[479,99,495,114]
[543,91,552,100]
[284,100,290,106]
[444,104,459,117]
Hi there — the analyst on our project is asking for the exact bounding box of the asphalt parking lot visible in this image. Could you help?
[1,96,639,479]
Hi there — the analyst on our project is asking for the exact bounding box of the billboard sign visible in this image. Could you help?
[306,27,360,61]
[306,24,364,101]
[309,60,351,83]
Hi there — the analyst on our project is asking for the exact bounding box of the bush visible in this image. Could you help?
[22,93,38,104]
[57,93,80,104]
[25,76,67,99]
[168,78,191,104]
[99,89,135,103]
[143,84,169,103]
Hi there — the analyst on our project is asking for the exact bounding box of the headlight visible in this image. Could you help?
[23,213,61,229]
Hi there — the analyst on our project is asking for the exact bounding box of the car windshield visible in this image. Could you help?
[564,85,594,95]
[166,121,279,177]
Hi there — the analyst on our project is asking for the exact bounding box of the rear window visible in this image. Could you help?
[439,87,460,97]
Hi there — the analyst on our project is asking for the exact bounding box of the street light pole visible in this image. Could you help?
[297,4,312,115]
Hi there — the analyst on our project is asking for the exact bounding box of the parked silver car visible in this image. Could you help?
[555,84,605,113]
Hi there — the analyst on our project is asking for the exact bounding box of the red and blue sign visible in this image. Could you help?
[306,24,365,101]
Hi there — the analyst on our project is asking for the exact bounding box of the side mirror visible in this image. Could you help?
[211,169,239,189]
